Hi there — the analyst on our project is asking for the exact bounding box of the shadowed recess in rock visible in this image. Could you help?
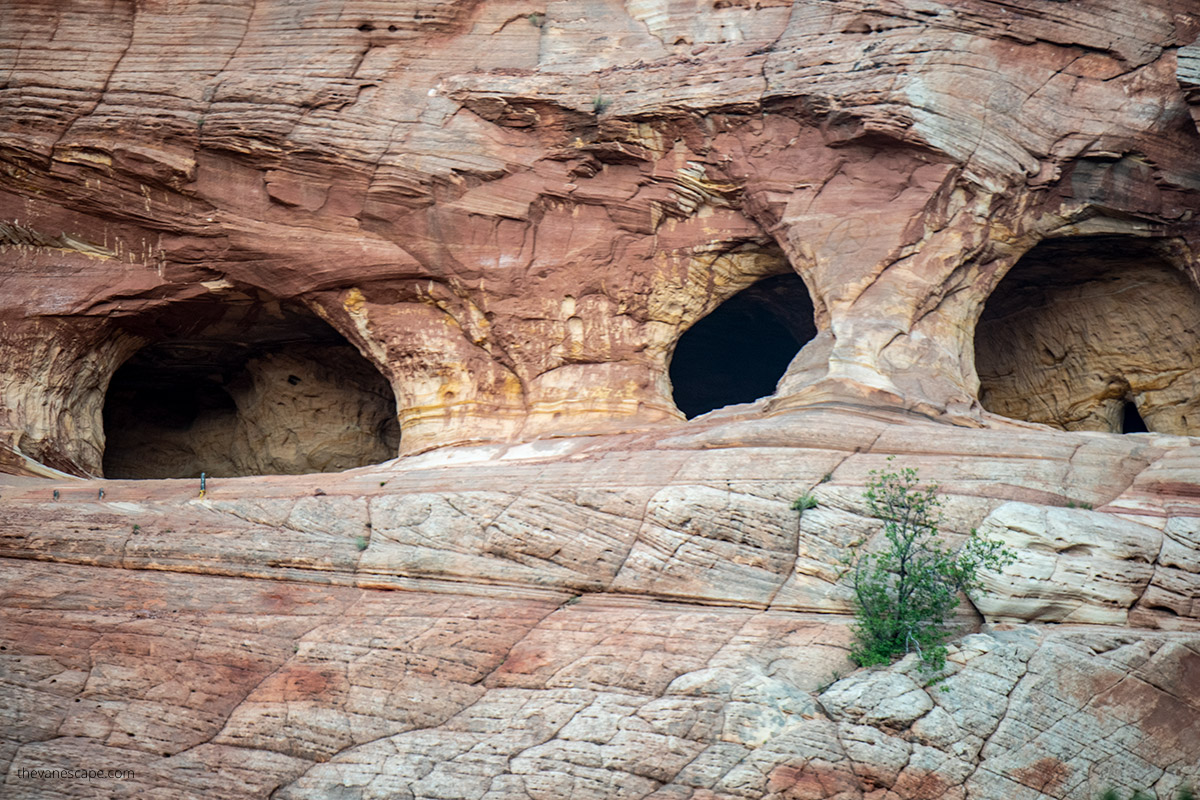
[103,300,400,479]
[975,236,1200,435]
[1121,401,1148,433]
[669,273,817,419]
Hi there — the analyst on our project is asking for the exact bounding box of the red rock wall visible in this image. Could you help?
[2,2,1200,798]
[2,0,1199,472]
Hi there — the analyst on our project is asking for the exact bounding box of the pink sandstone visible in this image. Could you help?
[1,1,1199,798]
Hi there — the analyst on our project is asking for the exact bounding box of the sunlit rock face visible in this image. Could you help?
[1,2,1200,799]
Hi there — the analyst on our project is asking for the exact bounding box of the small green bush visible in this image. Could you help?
[1099,792,1152,800]
[840,459,1016,671]
[792,492,818,516]
[1100,789,1194,800]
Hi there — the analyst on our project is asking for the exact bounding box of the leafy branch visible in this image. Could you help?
[831,458,1016,671]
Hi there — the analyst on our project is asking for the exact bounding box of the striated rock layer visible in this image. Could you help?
[3,410,1200,799]
[2,1,1200,799]
[2,0,1200,471]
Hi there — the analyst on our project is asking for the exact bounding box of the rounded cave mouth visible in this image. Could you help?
[102,299,400,480]
[974,235,1200,436]
[669,272,817,419]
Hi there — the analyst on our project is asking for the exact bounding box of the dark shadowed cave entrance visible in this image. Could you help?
[103,299,400,479]
[974,235,1200,436]
[670,273,817,419]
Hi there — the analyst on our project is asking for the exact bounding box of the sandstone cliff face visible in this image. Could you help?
[2,1,1200,799]
[3,416,1200,799]
[3,0,1200,470]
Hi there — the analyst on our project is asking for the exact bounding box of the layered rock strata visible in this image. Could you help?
[2,410,1200,798]
[2,0,1200,473]
[5,559,1196,800]
[2,1,1200,799]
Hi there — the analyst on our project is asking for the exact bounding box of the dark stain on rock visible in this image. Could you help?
[1012,757,1071,794]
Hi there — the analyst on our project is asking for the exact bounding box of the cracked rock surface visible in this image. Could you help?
[2,1,1200,798]
[2,558,1196,800]
[2,409,1199,798]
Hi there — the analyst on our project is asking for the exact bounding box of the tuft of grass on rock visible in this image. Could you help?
[792,493,818,514]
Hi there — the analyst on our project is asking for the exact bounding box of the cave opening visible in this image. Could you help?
[103,299,400,479]
[669,272,817,419]
[1122,401,1148,434]
[975,235,1200,436]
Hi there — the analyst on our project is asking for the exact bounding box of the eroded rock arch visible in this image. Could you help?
[669,271,817,419]
[975,235,1200,435]
[102,295,400,479]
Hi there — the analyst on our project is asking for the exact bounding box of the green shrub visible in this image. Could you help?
[840,459,1016,671]
[792,492,818,516]
[1100,789,1194,800]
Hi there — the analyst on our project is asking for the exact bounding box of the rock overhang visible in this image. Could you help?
[2,2,1200,798]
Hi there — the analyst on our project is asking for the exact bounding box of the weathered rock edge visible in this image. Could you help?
[1,408,1198,799]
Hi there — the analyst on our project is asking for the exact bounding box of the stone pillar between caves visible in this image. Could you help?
[722,119,998,418]
[761,171,1003,418]
[0,316,142,476]
[310,244,802,454]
